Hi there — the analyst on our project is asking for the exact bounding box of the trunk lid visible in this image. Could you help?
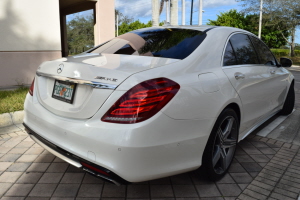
[35,53,179,119]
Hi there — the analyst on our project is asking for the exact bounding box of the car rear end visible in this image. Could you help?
[24,26,215,183]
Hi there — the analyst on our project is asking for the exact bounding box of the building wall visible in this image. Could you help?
[0,0,61,87]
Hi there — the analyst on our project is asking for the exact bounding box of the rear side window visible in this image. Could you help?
[90,28,207,60]
[229,34,259,65]
[223,41,237,66]
[250,36,277,66]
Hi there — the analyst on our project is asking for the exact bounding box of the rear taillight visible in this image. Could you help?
[101,78,180,124]
[29,78,35,96]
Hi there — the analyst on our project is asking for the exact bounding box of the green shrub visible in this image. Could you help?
[271,49,300,57]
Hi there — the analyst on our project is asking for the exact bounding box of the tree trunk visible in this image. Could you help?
[152,0,160,26]
[290,28,296,57]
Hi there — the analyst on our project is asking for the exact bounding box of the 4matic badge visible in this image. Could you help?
[95,76,118,82]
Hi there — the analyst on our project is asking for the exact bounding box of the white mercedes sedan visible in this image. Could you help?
[24,25,295,185]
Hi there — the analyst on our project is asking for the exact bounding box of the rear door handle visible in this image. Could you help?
[234,72,245,80]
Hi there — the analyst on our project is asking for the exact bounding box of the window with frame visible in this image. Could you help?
[250,36,277,66]
[229,34,259,65]
[223,41,237,66]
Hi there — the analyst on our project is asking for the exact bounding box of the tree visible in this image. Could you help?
[67,15,94,54]
[118,20,153,35]
[207,9,289,48]
[238,0,300,56]
[115,9,134,26]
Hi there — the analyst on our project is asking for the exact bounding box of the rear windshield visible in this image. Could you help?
[89,28,207,59]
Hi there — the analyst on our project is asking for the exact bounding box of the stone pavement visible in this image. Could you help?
[0,124,300,200]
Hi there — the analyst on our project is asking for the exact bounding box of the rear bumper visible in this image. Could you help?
[24,93,214,182]
[24,123,128,185]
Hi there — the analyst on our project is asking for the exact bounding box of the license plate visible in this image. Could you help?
[52,80,77,104]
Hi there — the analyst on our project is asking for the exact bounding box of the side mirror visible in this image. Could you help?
[280,57,293,67]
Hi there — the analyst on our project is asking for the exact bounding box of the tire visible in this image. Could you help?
[197,108,239,181]
[280,83,295,116]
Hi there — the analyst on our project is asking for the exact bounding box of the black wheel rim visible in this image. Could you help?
[212,116,238,174]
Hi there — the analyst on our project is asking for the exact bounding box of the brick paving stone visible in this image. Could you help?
[282,143,292,148]
[238,194,258,200]
[149,177,171,185]
[230,173,253,184]
[16,155,38,163]
[16,172,43,184]
[243,189,267,200]
[33,154,55,163]
[15,141,34,148]
[238,184,249,191]
[257,148,276,155]
[195,184,221,197]
[38,173,63,184]
[8,148,29,154]
[6,163,31,172]
[0,146,13,154]
[60,173,84,183]
[260,169,281,178]
[276,183,300,194]
[173,185,198,198]
[235,146,247,155]
[29,183,57,197]
[235,155,255,163]
[217,183,241,196]
[216,173,235,184]
[102,184,127,198]
[273,187,299,199]
[240,147,262,155]
[46,163,68,173]
[251,180,273,191]
[1,197,26,200]
[82,173,104,184]
[0,162,13,171]
[52,157,64,163]
[247,185,271,196]
[282,174,300,184]
[270,192,295,200]
[0,183,13,196]
[240,162,262,172]
[24,147,44,155]
[77,184,102,198]
[26,163,50,172]
[266,139,277,144]
[250,155,270,163]
[279,178,300,189]
[266,162,287,171]
[0,172,23,183]
[52,183,80,197]
[0,154,22,162]
[126,185,150,198]
[170,173,193,185]
[228,163,247,173]
[250,141,270,148]
[4,184,34,197]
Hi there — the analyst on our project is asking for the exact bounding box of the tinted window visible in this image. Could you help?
[230,34,259,65]
[250,36,277,66]
[90,28,207,59]
[223,41,237,66]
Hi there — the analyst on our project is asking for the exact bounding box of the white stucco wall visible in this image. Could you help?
[0,0,61,51]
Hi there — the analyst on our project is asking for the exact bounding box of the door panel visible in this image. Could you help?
[223,65,273,135]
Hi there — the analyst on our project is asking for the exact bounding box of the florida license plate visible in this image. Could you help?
[52,80,77,104]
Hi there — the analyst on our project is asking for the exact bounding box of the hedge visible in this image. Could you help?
[271,49,300,57]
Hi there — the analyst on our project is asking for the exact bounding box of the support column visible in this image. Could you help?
[181,0,185,25]
[60,14,68,57]
[198,0,202,25]
[152,0,160,26]
[170,0,178,25]
[94,0,115,45]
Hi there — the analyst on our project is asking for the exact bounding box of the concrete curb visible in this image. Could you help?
[0,110,24,127]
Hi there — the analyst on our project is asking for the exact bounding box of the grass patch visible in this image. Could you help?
[0,87,29,114]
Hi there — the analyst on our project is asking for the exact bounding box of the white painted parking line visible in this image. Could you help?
[256,109,296,137]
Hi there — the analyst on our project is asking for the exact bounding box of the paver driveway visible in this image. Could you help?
[1,124,299,200]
